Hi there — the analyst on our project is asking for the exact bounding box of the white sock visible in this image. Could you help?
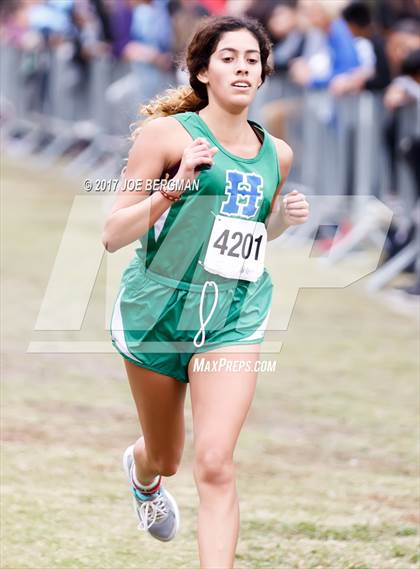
[131,464,160,491]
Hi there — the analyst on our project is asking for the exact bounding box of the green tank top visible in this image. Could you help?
[137,111,281,287]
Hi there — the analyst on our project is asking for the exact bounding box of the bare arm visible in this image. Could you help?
[102,118,217,253]
[266,138,294,241]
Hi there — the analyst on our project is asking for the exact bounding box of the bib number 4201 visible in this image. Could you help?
[203,215,267,282]
[213,229,263,261]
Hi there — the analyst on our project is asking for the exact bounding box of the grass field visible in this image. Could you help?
[2,158,419,569]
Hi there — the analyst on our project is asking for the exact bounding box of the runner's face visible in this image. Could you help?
[200,29,263,110]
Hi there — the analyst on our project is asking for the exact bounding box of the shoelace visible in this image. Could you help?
[193,280,219,348]
[134,490,169,531]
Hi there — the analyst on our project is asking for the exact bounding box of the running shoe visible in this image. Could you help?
[122,444,180,541]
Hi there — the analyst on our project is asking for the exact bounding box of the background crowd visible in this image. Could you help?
[1,0,419,113]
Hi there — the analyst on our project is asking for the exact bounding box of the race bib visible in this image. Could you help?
[203,215,267,282]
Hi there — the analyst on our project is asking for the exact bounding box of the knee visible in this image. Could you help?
[193,447,235,486]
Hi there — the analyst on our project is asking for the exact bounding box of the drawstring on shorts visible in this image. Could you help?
[193,280,219,348]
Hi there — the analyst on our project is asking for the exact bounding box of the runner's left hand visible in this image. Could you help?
[282,190,309,226]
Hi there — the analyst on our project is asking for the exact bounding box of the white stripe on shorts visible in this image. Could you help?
[111,287,144,365]
[237,309,271,343]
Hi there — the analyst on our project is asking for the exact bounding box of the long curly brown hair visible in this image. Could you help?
[131,15,272,138]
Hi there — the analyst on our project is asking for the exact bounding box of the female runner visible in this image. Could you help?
[103,15,309,569]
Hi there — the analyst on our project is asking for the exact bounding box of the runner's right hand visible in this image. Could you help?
[175,138,218,183]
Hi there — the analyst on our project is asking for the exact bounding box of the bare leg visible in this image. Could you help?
[188,345,260,569]
[124,360,187,484]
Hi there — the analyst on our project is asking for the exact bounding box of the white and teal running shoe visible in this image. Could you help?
[122,444,180,541]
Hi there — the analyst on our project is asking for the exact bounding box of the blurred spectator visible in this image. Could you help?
[385,48,420,201]
[290,0,361,90]
[0,0,38,46]
[14,0,76,115]
[123,0,173,101]
[382,30,419,293]
[386,18,420,77]
[247,0,304,138]
[197,0,226,15]
[105,0,173,133]
[107,0,133,59]
[246,0,304,76]
[28,0,74,39]
[72,1,111,61]
[170,0,209,83]
[331,1,391,95]
[89,0,113,44]
[395,50,420,297]
[124,0,171,68]
[0,0,20,22]
[375,0,420,34]
[383,20,420,194]
[246,0,282,30]
[266,1,305,75]
[226,0,254,17]
[385,48,420,109]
